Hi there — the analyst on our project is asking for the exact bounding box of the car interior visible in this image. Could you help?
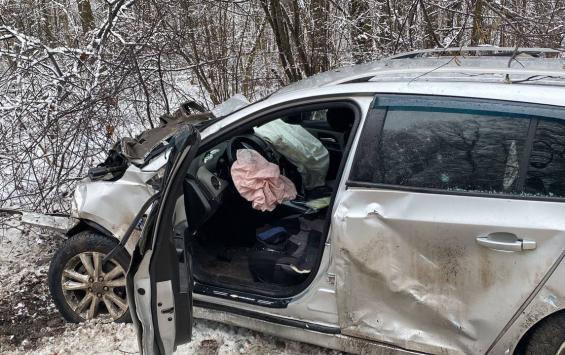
[175,104,357,297]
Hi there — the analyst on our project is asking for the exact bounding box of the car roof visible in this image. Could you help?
[272,47,565,98]
[204,48,565,137]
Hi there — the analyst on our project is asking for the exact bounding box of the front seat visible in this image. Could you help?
[248,227,322,286]
[324,107,355,183]
[326,107,354,144]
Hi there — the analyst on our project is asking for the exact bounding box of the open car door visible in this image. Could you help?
[127,125,200,355]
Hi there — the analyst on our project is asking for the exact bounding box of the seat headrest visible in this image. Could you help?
[284,113,303,125]
[326,108,354,132]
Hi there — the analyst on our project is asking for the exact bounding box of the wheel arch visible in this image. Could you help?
[487,251,565,355]
[513,309,565,355]
[67,219,116,240]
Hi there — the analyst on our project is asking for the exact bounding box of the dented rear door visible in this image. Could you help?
[333,95,565,354]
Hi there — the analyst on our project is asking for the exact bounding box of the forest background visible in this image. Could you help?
[0,0,563,212]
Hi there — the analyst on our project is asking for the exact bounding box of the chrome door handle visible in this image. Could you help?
[476,232,536,252]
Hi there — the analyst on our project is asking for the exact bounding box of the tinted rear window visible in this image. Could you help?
[374,107,530,194]
[526,119,565,197]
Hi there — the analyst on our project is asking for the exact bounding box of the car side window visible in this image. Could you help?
[373,107,530,194]
[300,109,327,121]
[526,119,565,197]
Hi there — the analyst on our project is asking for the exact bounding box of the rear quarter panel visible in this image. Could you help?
[488,253,565,354]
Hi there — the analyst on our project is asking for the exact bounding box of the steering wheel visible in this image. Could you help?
[226,134,278,165]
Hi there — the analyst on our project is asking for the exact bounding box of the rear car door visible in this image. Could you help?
[127,125,200,355]
[333,95,565,354]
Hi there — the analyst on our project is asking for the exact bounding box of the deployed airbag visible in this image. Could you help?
[230,149,297,211]
[255,119,329,190]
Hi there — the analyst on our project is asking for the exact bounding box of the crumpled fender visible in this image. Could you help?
[71,170,155,242]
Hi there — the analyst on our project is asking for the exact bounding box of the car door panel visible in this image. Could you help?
[333,188,565,355]
[332,95,565,355]
[128,125,199,355]
[128,249,157,354]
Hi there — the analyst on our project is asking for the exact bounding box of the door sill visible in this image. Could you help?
[194,304,425,354]
[194,282,292,308]
[194,299,341,334]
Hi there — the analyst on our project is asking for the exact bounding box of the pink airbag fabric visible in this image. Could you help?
[230,149,297,211]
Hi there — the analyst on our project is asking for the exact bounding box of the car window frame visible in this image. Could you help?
[347,94,565,203]
[187,97,365,300]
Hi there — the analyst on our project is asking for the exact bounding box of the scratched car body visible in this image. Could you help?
[83,48,565,355]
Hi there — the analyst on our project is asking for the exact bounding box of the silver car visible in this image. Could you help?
[106,48,565,354]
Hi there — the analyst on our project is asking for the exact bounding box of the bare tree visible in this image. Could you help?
[0,0,563,212]
[350,0,373,63]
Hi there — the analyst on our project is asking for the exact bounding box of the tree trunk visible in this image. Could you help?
[420,0,441,48]
[310,0,330,73]
[471,0,484,46]
[76,0,95,34]
[40,0,55,43]
[351,0,373,64]
[260,0,302,83]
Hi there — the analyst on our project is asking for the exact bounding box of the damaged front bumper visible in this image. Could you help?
[20,211,78,232]
[1,207,78,233]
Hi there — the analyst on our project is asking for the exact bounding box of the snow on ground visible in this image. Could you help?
[0,214,342,354]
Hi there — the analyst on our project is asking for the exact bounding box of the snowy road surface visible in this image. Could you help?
[0,215,342,354]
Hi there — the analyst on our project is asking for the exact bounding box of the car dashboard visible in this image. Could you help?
[188,142,230,204]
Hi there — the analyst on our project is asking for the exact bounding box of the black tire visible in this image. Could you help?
[48,231,131,323]
[520,312,565,355]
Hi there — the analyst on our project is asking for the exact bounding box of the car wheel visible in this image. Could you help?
[519,312,565,355]
[48,231,131,323]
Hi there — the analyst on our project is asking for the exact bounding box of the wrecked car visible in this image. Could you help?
[60,48,565,355]
[47,97,248,323]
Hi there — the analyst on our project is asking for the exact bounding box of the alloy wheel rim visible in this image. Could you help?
[61,251,128,321]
